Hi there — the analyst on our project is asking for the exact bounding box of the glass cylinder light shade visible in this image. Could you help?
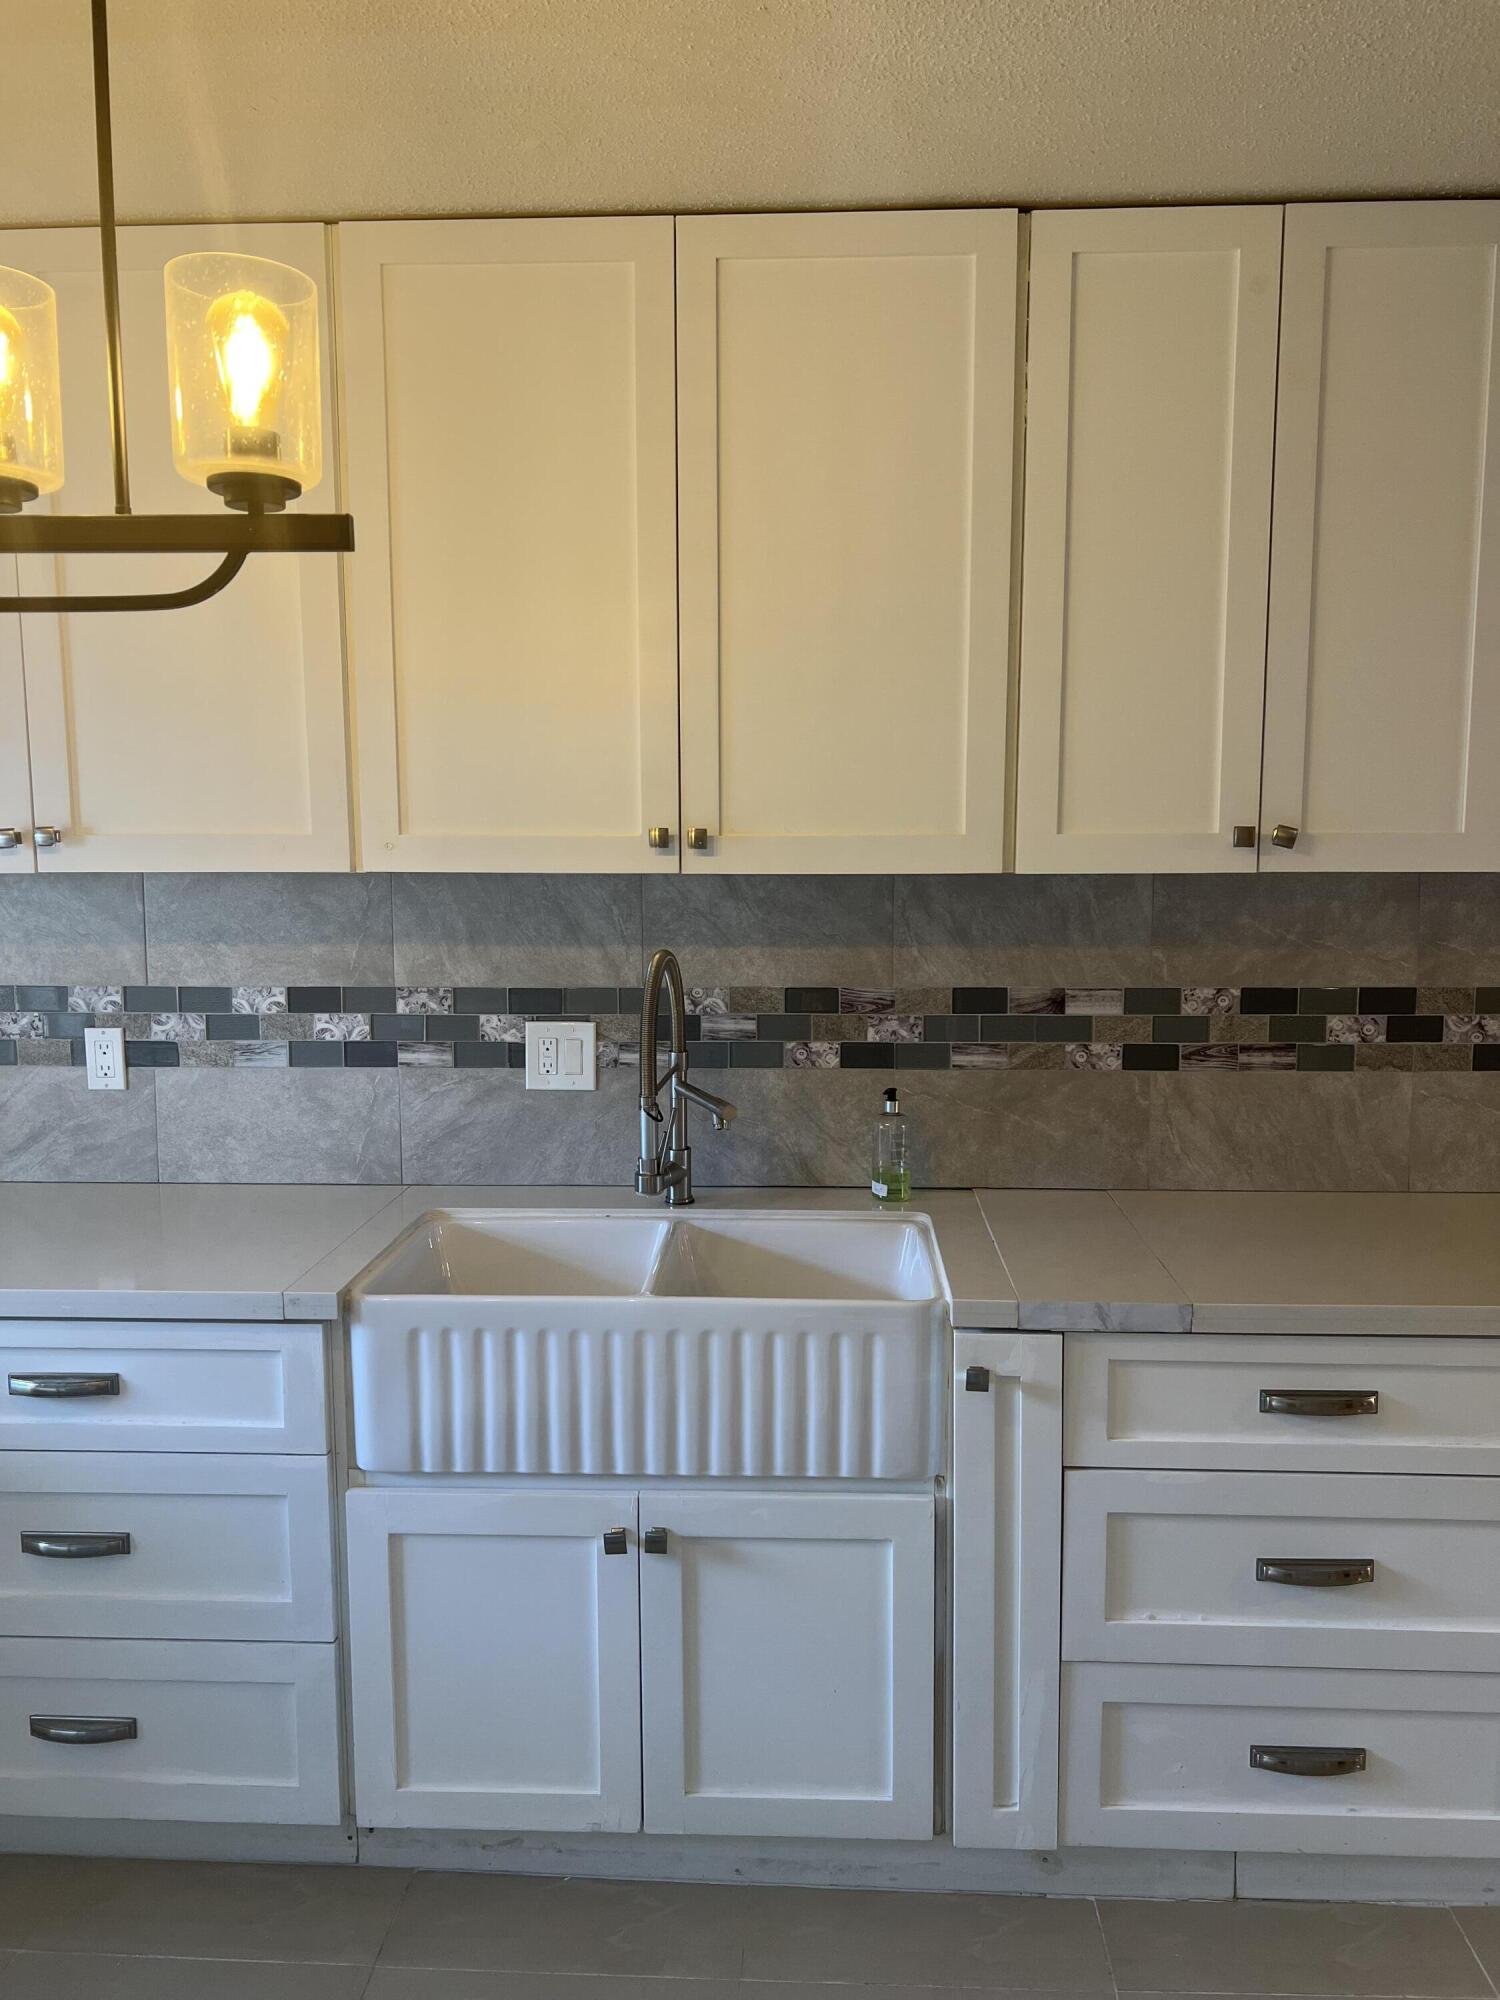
[0,266,64,510]
[164,251,322,509]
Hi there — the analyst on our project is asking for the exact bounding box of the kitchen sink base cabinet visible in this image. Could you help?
[346,1485,935,1841]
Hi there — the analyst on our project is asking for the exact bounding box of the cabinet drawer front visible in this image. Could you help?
[0,1323,327,1453]
[1062,1661,1500,1857]
[0,1453,334,1642]
[1064,1470,1500,1671]
[0,1637,341,1824]
[1066,1334,1500,1472]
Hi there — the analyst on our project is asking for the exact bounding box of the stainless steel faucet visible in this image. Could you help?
[635,946,737,1204]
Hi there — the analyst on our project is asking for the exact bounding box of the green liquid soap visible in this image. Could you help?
[871,1086,911,1203]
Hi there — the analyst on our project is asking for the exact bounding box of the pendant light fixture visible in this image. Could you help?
[0,0,353,615]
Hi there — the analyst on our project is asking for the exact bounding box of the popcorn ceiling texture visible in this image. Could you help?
[3,0,1496,228]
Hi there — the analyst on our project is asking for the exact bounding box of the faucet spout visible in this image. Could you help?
[635,947,737,1203]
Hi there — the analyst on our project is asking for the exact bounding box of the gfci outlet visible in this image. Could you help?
[524,1019,597,1091]
[84,1024,127,1090]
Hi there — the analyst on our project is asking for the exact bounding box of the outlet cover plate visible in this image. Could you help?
[525,1019,597,1090]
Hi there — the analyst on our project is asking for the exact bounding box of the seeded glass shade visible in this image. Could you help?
[0,266,64,509]
[164,251,322,507]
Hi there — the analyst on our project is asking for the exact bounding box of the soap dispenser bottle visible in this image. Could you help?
[871,1086,911,1203]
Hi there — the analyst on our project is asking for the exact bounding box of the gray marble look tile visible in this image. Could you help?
[394,875,641,985]
[894,875,1153,986]
[1152,874,1420,983]
[895,1071,1152,1186]
[0,1069,158,1181]
[1420,874,1500,983]
[156,1071,400,1184]
[1149,1072,1411,1190]
[0,875,146,983]
[145,875,394,986]
[644,875,893,986]
[0,1951,371,1999]
[400,1066,641,1184]
[1410,1074,1500,1191]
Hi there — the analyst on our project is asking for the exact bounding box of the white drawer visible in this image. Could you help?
[0,1322,327,1454]
[0,1636,342,1823]
[1063,1469,1500,1672]
[1062,1661,1500,1857]
[0,1453,335,1642]
[1066,1334,1500,1473]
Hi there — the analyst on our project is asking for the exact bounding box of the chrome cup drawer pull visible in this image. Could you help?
[1259,1388,1378,1418]
[21,1531,132,1560]
[1256,1557,1375,1588]
[1250,1743,1366,1778]
[8,1372,121,1400]
[29,1714,138,1746]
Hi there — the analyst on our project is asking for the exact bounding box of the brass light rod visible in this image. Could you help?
[90,0,130,516]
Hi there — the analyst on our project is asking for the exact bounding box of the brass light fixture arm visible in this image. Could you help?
[0,549,246,615]
[91,0,130,516]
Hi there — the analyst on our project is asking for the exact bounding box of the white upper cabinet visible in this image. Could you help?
[339,217,679,872]
[1,224,349,872]
[1017,207,1282,873]
[676,210,1019,873]
[1261,202,1500,871]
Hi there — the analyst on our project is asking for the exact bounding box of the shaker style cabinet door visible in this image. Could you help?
[339,218,679,871]
[0,224,349,871]
[1016,207,1282,872]
[345,1489,643,1833]
[676,209,1019,872]
[0,563,33,872]
[1261,202,1500,870]
[638,1488,935,1838]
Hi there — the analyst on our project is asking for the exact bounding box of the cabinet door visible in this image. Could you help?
[951,1331,1063,1848]
[639,1488,934,1838]
[1017,207,1282,872]
[339,218,678,872]
[677,210,1018,873]
[1,224,349,871]
[0,563,34,872]
[345,1488,642,1832]
[1262,202,1500,870]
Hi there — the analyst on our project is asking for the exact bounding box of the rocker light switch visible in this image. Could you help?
[525,1019,596,1090]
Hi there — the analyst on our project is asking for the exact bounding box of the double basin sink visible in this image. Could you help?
[348,1210,946,1480]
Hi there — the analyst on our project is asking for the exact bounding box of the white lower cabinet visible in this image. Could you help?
[1062,1661,1500,1857]
[0,1636,342,1824]
[639,1489,934,1839]
[346,1488,643,1834]
[346,1484,936,1840]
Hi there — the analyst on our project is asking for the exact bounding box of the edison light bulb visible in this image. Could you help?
[164,252,321,510]
[207,288,289,445]
[0,269,63,509]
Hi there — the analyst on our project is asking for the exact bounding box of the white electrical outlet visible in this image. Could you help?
[84,1024,127,1090]
[525,1019,596,1090]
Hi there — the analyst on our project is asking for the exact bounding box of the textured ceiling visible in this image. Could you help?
[3,0,1497,228]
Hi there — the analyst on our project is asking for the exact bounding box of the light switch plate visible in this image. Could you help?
[525,1019,597,1090]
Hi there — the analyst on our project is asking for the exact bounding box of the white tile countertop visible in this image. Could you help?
[1,1183,1498,1334]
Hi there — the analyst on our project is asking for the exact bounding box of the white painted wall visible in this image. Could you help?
[2,0,1495,228]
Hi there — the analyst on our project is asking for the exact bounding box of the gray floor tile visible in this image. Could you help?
[1101,1899,1491,1998]
[1451,1908,1500,1989]
[377,1873,749,1978]
[0,1949,371,1998]
[0,1856,408,1965]
[736,1884,1114,1989]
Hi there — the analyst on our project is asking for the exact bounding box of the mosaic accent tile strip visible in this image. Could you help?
[2,979,1499,1074]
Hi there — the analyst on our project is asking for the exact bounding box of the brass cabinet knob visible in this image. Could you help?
[32,826,62,849]
[1232,824,1257,849]
[686,826,709,850]
[1271,823,1299,849]
[647,825,672,851]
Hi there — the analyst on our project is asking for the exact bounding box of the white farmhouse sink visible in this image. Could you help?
[348,1209,945,1480]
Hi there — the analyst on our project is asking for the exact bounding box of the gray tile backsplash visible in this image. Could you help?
[2,870,1498,1189]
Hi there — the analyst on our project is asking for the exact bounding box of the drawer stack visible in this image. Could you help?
[0,1320,341,1825]
[1060,1333,1500,1857]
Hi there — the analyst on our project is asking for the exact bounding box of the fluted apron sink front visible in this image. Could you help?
[347,1210,945,1479]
